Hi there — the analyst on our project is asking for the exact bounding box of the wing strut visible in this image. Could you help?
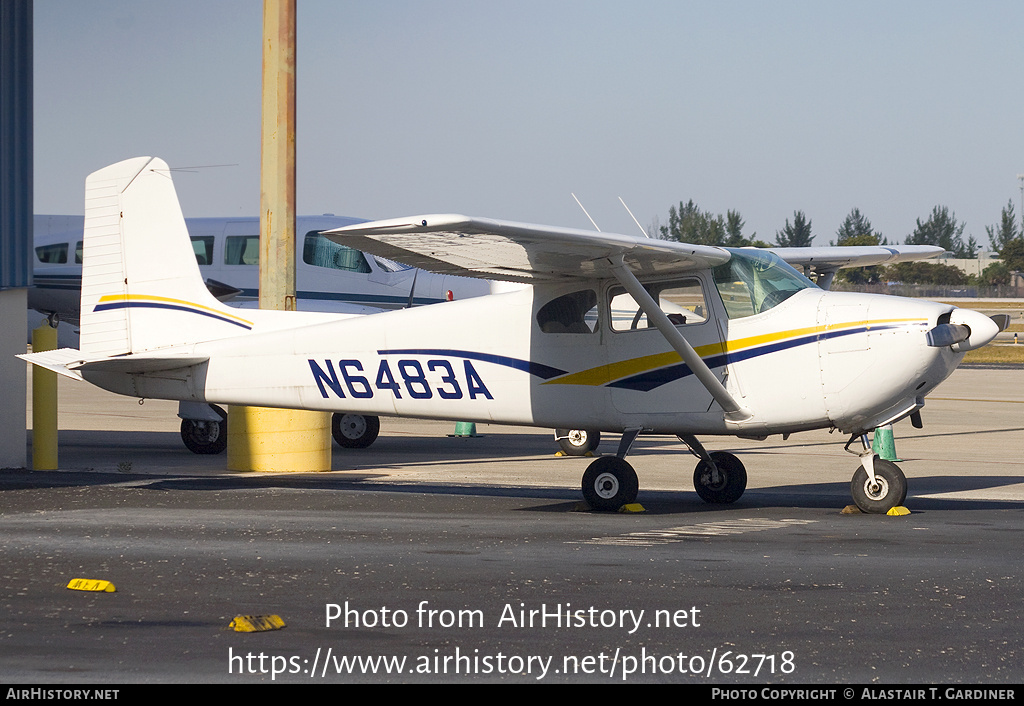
[609,257,752,422]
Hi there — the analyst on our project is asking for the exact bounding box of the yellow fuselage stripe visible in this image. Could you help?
[96,294,254,327]
[544,318,926,387]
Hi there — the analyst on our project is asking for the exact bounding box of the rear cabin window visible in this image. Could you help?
[537,290,598,333]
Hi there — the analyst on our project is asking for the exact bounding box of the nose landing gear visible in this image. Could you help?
[846,433,908,513]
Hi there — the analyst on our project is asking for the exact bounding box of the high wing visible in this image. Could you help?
[767,244,944,289]
[327,215,944,283]
[325,214,730,282]
[768,245,945,270]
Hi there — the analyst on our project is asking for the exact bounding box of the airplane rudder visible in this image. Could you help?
[79,157,154,357]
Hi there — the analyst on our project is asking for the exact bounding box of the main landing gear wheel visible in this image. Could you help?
[850,458,907,514]
[581,456,639,511]
[693,451,747,504]
[180,406,227,455]
[556,428,601,456]
[331,413,380,449]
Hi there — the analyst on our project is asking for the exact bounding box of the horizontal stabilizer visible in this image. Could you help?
[20,348,209,379]
[18,348,88,380]
[73,354,210,374]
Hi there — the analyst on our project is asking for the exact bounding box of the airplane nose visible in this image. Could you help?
[939,308,1001,352]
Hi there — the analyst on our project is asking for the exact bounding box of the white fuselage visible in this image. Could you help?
[81,275,965,438]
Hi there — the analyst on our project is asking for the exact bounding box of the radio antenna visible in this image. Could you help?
[571,193,601,232]
[619,197,650,238]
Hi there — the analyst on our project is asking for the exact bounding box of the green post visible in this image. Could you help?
[453,421,478,437]
[871,424,901,462]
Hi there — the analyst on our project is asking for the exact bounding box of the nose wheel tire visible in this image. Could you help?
[581,456,639,511]
[331,413,380,449]
[693,451,747,504]
[556,428,601,456]
[850,458,907,514]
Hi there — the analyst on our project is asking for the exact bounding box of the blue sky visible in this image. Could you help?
[33,1,1024,248]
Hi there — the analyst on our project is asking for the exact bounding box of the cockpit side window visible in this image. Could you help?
[713,249,816,319]
[608,278,707,332]
[303,231,372,273]
[537,290,598,333]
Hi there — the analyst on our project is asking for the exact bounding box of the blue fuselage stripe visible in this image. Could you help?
[377,348,567,380]
[93,301,253,330]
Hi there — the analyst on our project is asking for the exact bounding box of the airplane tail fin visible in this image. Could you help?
[79,157,254,357]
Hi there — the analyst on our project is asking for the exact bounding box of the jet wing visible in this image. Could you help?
[325,214,730,282]
[767,245,944,270]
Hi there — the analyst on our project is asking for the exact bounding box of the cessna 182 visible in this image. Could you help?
[21,157,1007,513]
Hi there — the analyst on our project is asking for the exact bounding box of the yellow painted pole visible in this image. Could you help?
[227,0,331,472]
[31,324,58,470]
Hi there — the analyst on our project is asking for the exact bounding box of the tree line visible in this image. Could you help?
[654,199,1024,286]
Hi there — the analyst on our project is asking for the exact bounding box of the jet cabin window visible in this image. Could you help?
[190,236,214,265]
[537,290,598,333]
[608,278,708,332]
[303,231,372,273]
[712,249,816,319]
[224,235,260,265]
[35,243,68,264]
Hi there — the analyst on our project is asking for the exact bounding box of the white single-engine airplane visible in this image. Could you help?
[22,157,1007,513]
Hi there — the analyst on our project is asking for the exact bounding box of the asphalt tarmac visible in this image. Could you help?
[2,365,1022,684]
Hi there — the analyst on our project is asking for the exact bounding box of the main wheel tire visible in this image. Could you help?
[850,458,907,514]
[556,428,601,456]
[180,406,227,455]
[332,413,380,449]
[693,451,747,504]
[581,456,639,511]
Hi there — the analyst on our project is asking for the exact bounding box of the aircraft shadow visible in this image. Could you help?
[7,430,1023,515]
[3,466,1022,516]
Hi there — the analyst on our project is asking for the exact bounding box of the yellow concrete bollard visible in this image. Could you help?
[31,324,58,470]
[226,406,331,472]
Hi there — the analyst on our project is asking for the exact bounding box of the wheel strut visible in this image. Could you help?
[679,433,720,483]
[845,433,878,486]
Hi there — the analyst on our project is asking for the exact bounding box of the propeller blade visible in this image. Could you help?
[925,323,971,348]
[990,313,1011,332]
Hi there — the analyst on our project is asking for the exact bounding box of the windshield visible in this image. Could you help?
[713,249,816,319]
